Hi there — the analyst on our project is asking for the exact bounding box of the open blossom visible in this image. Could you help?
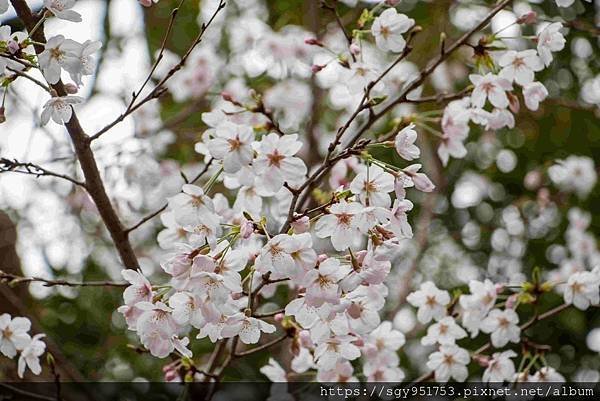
[222,314,276,344]
[548,156,597,198]
[207,122,255,173]
[480,309,521,348]
[314,335,361,370]
[44,0,82,22]
[421,317,467,346]
[470,73,513,109]
[66,40,102,85]
[41,96,84,125]
[0,315,31,358]
[537,22,566,67]
[315,200,363,251]
[394,123,420,161]
[426,344,470,382]
[498,50,543,86]
[406,281,450,324]
[371,8,414,53]
[349,165,395,207]
[482,350,517,383]
[563,271,600,310]
[122,270,153,305]
[17,334,46,379]
[253,133,307,194]
[38,35,82,84]
[459,279,497,337]
[347,62,378,94]
[303,257,349,307]
[135,302,179,358]
[260,358,287,382]
[388,199,413,239]
[523,82,548,111]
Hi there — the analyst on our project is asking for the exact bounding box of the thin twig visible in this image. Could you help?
[233,334,289,358]
[7,67,52,92]
[0,270,128,288]
[0,158,86,188]
[90,0,226,141]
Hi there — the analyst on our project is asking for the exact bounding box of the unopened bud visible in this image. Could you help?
[291,215,310,233]
[505,294,519,309]
[317,254,328,264]
[164,370,178,382]
[304,38,322,46]
[221,91,235,103]
[349,42,361,56]
[311,64,324,74]
[385,0,400,5]
[7,40,20,54]
[507,92,520,114]
[64,83,78,94]
[274,313,284,322]
[524,170,542,190]
[495,283,505,294]
[240,219,254,239]
[473,354,490,367]
[516,11,537,25]
[412,173,435,193]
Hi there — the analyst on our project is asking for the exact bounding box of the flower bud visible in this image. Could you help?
[299,330,312,348]
[311,64,324,74]
[505,294,519,309]
[412,173,435,192]
[317,254,328,264]
[495,283,505,294]
[240,219,254,239]
[507,92,520,114]
[221,91,235,103]
[7,40,20,54]
[524,170,542,190]
[304,38,322,46]
[164,370,178,382]
[274,313,284,322]
[64,83,79,94]
[473,354,490,367]
[349,42,361,56]
[139,0,153,7]
[385,0,400,5]
[291,215,309,233]
[516,11,537,25]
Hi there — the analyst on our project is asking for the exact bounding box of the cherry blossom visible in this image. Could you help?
[43,0,82,22]
[426,344,470,382]
[315,200,364,251]
[563,271,600,310]
[221,313,276,344]
[17,334,46,379]
[394,123,420,161]
[406,281,450,324]
[522,82,548,111]
[469,73,513,109]
[41,96,84,125]
[482,350,517,383]
[349,165,395,207]
[0,315,31,358]
[537,22,566,67]
[207,122,255,173]
[480,308,521,348]
[421,316,467,346]
[498,50,543,86]
[371,8,414,53]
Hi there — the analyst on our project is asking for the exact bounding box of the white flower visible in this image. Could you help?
[0,314,31,358]
[482,350,517,383]
[437,131,467,166]
[523,82,548,111]
[315,200,363,251]
[44,0,82,22]
[314,335,361,370]
[41,96,84,125]
[498,50,543,86]
[253,133,307,195]
[563,271,600,310]
[480,309,521,348]
[537,22,566,67]
[530,366,565,382]
[421,317,467,346]
[121,269,153,305]
[17,334,46,378]
[303,257,349,307]
[65,40,102,86]
[347,62,378,94]
[406,281,450,324]
[371,8,414,53]
[38,35,79,84]
[394,123,420,161]
[363,321,405,355]
[459,279,498,337]
[168,291,207,328]
[548,156,597,198]
[349,165,395,207]
[135,301,178,358]
[469,73,513,109]
[221,313,276,344]
[426,344,470,382]
[260,358,287,382]
[207,122,255,173]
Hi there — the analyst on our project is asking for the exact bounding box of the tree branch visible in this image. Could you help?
[0,270,128,288]
[0,158,86,188]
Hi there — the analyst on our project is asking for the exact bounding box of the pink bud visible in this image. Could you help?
[385,0,400,5]
[311,64,324,74]
[7,40,20,54]
[240,219,254,239]
[506,294,519,309]
[164,370,178,382]
[508,92,520,114]
[138,0,153,7]
[64,83,79,94]
[304,38,322,46]
[274,313,284,322]
[517,11,537,25]
[524,170,542,190]
[473,355,490,367]
[317,254,328,263]
[349,42,361,56]
[291,215,310,233]
[412,173,435,193]
[495,283,505,294]
[352,337,364,347]
[221,91,235,103]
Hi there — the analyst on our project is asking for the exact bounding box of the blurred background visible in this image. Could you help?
[0,0,599,384]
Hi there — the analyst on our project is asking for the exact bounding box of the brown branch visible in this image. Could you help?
[233,334,290,358]
[89,0,226,141]
[0,270,128,288]
[10,0,140,269]
[6,67,52,93]
[0,158,86,188]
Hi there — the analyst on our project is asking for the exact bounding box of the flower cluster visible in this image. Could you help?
[0,0,101,125]
[0,314,46,378]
